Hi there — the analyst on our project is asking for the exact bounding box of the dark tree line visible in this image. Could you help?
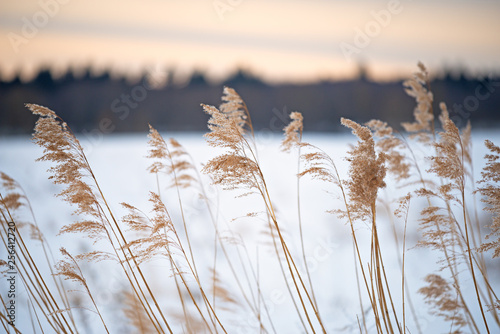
[1,67,499,135]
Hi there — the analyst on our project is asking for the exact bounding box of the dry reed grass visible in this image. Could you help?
[1,63,499,333]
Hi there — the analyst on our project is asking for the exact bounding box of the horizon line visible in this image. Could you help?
[2,62,499,86]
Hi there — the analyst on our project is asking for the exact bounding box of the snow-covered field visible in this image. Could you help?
[1,130,499,333]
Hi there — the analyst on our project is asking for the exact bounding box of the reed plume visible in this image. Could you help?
[341,118,387,221]
[477,139,500,258]
[201,103,261,192]
[419,274,467,332]
[401,62,435,143]
[121,198,176,265]
[54,247,109,333]
[282,111,304,152]
[366,120,410,182]
[147,126,196,189]
[122,290,156,334]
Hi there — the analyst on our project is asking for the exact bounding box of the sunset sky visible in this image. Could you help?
[1,0,499,83]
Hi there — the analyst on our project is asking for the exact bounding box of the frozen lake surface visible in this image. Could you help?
[1,130,499,333]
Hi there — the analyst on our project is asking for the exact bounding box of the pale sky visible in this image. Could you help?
[1,0,499,83]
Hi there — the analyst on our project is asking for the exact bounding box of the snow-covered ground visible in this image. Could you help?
[1,130,499,333]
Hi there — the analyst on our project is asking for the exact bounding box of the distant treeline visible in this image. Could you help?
[1,67,499,135]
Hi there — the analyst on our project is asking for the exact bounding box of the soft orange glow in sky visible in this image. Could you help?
[1,0,499,82]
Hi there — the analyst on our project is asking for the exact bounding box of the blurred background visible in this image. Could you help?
[2,2,500,332]
[1,0,500,134]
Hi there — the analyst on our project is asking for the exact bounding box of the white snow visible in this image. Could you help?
[1,130,499,333]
